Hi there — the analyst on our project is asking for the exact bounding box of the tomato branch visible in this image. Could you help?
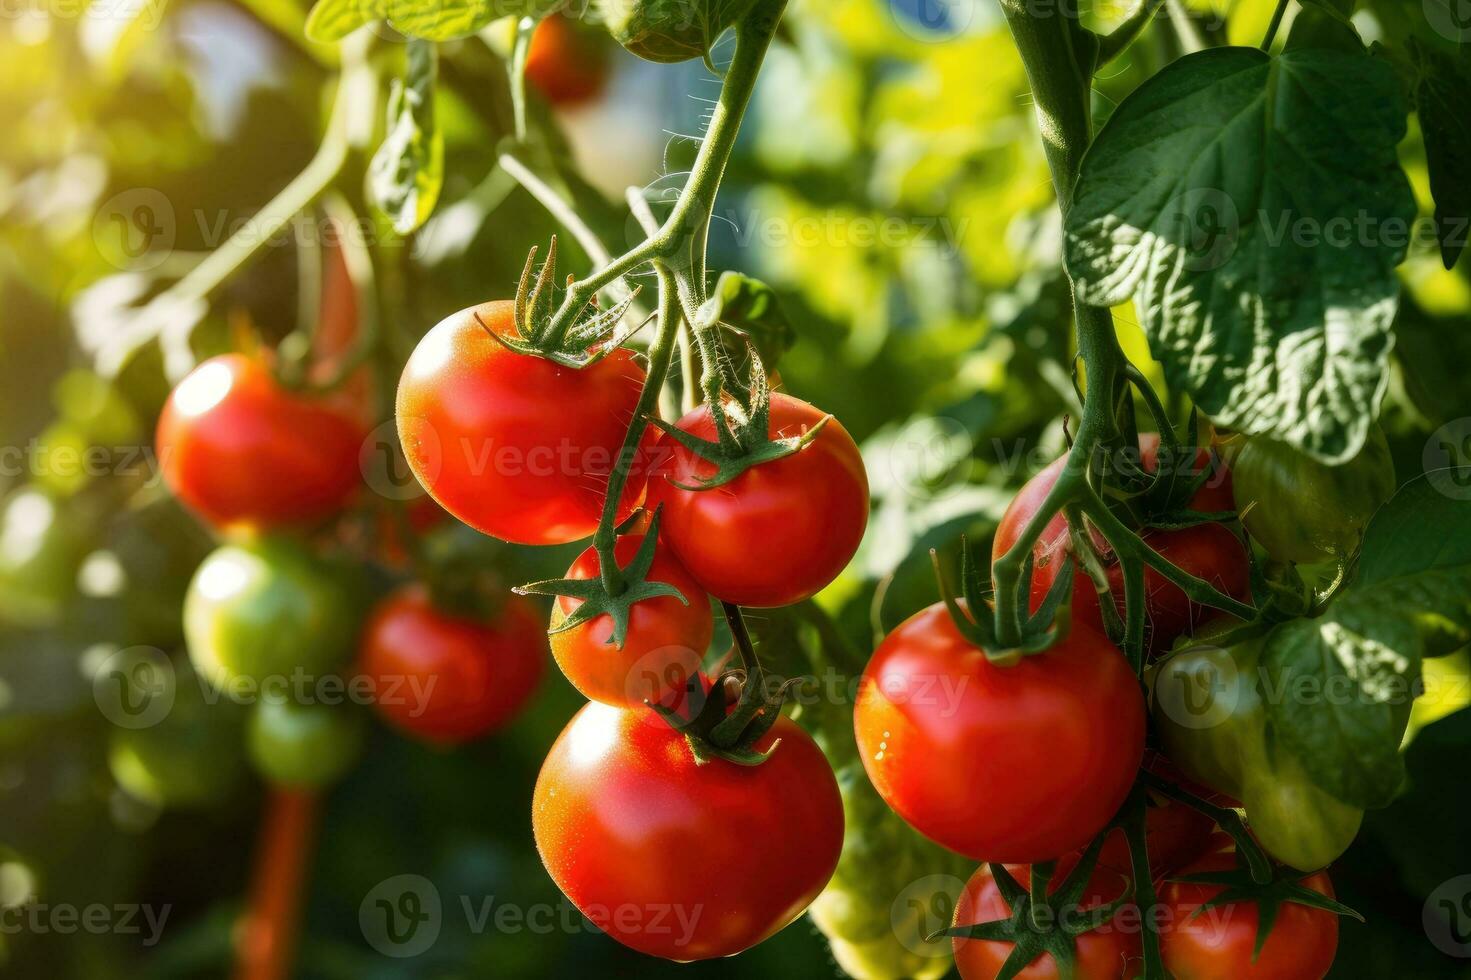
[1095,0,1169,66]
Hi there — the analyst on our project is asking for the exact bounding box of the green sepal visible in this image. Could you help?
[496,237,644,369]
[1169,860,1362,962]
[647,668,795,767]
[930,540,1074,665]
[649,343,828,490]
[512,509,686,649]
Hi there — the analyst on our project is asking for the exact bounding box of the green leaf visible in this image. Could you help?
[368,40,444,236]
[1064,46,1416,463]
[1408,39,1471,270]
[385,0,499,41]
[304,0,383,42]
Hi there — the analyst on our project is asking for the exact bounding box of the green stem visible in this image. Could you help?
[510,16,536,142]
[591,262,682,597]
[1096,0,1168,66]
[1260,0,1292,50]
[540,0,786,349]
[1141,771,1274,884]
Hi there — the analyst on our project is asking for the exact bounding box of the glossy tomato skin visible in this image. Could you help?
[396,301,652,546]
[184,538,360,692]
[526,14,609,106]
[359,587,545,744]
[650,394,869,607]
[550,534,712,707]
[953,860,1141,980]
[533,702,844,960]
[854,602,1145,864]
[1158,853,1338,980]
[993,437,1247,654]
[156,354,367,530]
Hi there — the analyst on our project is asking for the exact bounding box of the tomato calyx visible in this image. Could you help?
[648,345,829,490]
[497,237,644,369]
[941,836,1134,980]
[514,508,689,648]
[649,602,802,766]
[932,540,1075,665]
[1166,859,1361,961]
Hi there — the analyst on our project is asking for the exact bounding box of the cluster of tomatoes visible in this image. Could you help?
[394,298,870,958]
[853,433,1374,979]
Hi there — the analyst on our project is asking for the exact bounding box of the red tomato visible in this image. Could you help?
[953,859,1141,980]
[992,436,1247,654]
[525,13,609,106]
[396,301,652,546]
[549,534,713,707]
[650,394,869,607]
[359,586,545,744]
[854,602,1145,863]
[156,354,367,529]
[1158,853,1339,980]
[532,702,844,960]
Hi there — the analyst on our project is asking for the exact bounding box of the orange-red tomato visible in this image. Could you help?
[1158,853,1339,979]
[650,394,869,607]
[855,602,1145,864]
[156,354,366,530]
[525,14,610,106]
[550,534,712,707]
[533,702,844,960]
[396,301,653,546]
[953,859,1142,979]
[359,586,545,744]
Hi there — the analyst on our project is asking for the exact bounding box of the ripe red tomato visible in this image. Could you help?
[525,13,610,106]
[359,586,545,744]
[650,394,869,607]
[992,436,1247,653]
[854,602,1145,863]
[396,301,652,546]
[1158,853,1339,980]
[532,702,844,960]
[156,354,367,529]
[952,859,1141,980]
[549,534,713,707]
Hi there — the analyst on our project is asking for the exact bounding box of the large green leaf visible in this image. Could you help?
[1064,45,1416,462]
[1408,39,1471,271]
[368,40,444,235]
[1261,474,1471,808]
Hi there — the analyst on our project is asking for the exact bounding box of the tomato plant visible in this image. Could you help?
[156,354,368,530]
[396,300,652,546]
[359,586,545,743]
[854,601,1145,863]
[548,533,711,707]
[532,701,844,960]
[651,393,869,607]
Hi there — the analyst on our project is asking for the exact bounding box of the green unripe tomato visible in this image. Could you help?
[0,486,85,627]
[184,538,359,692]
[1151,627,1364,871]
[108,663,245,808]
[593,0,753,63]
[1230,425,1395,564]
[247,699,366,788]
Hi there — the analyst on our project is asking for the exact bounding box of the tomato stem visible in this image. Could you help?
[233,788,320,980]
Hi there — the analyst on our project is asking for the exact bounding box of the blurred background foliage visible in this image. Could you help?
[2,0,1471,975]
